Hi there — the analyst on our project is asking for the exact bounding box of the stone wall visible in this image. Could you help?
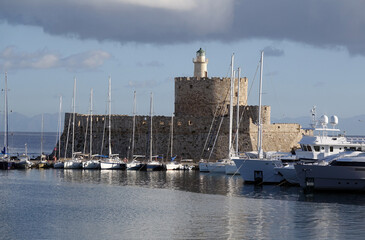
[56,104,304,161]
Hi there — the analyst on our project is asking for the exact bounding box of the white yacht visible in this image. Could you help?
[295,151,365,191]
[275,110,365,184]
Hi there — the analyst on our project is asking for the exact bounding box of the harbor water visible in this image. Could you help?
[1,133,365,239]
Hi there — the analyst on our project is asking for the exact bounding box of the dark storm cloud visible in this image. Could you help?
[1,0,365,55]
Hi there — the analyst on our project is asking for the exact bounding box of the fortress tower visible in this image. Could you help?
[175,49,248,117]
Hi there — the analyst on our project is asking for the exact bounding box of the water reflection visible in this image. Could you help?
[53,169,365,206]
[3,169,365,239]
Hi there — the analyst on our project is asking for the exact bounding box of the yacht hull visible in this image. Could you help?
[295,164,365,191]
[233,158,284,184]
[275,165,298,184]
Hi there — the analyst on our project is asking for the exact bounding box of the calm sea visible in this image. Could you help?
[1,133,365,239]
[0,132,58,158]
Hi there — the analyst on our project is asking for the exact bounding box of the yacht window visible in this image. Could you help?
[321,147,324,150]
[314,146,320,152]
[303,145,308,151]
[330,146,333,152]
[307,145,312,151]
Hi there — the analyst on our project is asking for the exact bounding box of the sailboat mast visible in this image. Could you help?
[72,78,76,158]
[108,77,112,156]
[4,72,8,155]
[90,89,93,156]
[170,114,174,158]
[236,67,241,154]
[41,114,44,160]
[257,51,264,159]
[149,92,153,162]
[131,91,136,161]
[57,96,62,160]
[228,54,234,158]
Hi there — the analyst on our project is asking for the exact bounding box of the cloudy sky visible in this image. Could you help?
[1,0,365,128]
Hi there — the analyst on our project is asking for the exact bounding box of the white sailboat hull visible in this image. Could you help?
[199,162,209,172]
[54,162,64,169]
[100,162,126,170]
[207,162,226,173]
[64,161,82,169]
[225,163,240,175]
[166,162,182,170]
[82,160,100,169]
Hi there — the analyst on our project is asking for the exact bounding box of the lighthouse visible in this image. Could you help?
[193,48,208,78]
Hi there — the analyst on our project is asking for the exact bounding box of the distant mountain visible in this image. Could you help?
[272,115,365,136]
[0,112,63,132]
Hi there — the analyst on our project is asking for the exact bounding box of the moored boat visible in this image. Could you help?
[295,152,365,191]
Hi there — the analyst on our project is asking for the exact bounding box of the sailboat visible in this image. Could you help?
[225,67,241,175]
[54,96,64,169]
[165,114,182,170]
[0,72,13,169]
[232,51,287,183]
[206,53,236,173]
[146,92,165,171]
[38,114,51,168]
[64,78,83,169]
[17,144,32,169]
[100,77,126,170]
[127,91,146,170]
[83,89,100,169]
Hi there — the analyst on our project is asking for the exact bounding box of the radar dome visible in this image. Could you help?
[320,115,328,126]
[330,115,338,126]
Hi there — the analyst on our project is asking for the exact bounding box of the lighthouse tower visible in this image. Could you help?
[193,48,208,78]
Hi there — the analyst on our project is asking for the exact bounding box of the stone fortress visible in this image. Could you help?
[57,49,306,161]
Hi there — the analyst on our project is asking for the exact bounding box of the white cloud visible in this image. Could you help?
[0,46,111,71]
